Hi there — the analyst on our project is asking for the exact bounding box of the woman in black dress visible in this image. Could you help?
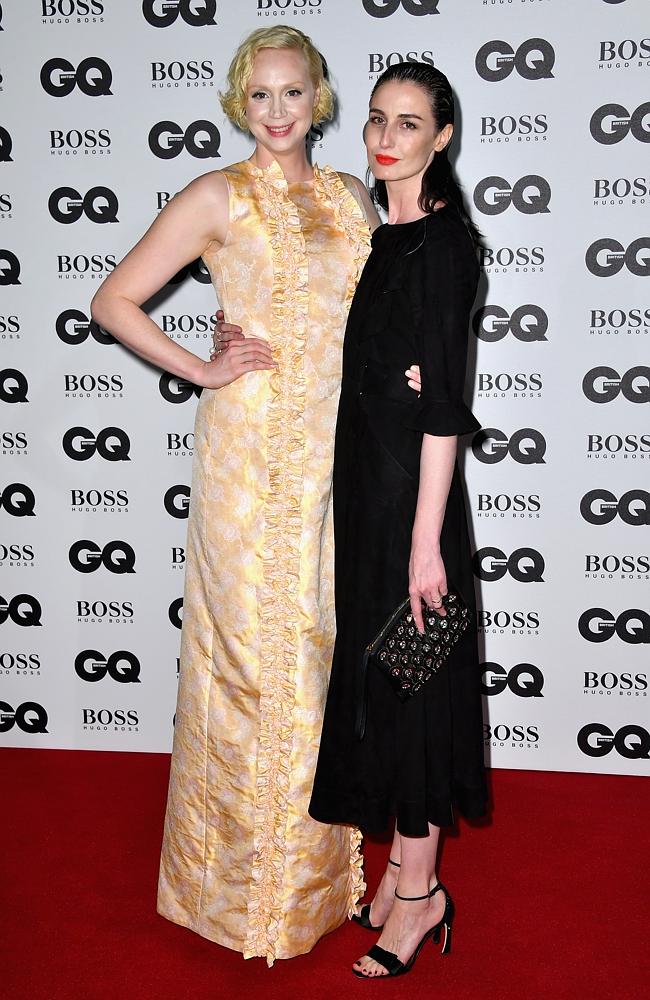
[308,63,488,979]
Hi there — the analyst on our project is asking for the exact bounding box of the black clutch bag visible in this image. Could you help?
[356,592,471,738]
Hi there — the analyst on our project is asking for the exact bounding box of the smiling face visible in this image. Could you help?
[365,79,452,184]
[245,47,318,157]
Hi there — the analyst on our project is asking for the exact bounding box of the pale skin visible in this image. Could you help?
[351,79,458,978]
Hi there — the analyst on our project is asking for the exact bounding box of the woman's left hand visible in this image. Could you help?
[405,364,421,393]
[408,544,447,633]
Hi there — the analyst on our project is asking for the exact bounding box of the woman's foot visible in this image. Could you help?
[353,882,446,978]
[354,858,400,929]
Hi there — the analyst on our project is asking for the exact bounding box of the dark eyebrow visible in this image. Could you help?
[368,107,425,121]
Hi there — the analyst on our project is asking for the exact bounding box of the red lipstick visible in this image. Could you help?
[375,154,399,165]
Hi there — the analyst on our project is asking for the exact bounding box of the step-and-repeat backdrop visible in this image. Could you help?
[1,0,648,775]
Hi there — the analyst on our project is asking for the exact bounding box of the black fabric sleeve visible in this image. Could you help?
[405,218,481,437]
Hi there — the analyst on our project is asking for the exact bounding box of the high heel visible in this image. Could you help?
[351,859,400,932]
[352,882,454,979]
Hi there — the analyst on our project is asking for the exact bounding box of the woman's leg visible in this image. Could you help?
[354,823,445,977]
[356,825,401,925]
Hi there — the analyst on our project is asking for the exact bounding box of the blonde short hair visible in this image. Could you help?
[220,26,334,132]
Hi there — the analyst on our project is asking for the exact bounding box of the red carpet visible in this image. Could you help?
[3,749,648,1000]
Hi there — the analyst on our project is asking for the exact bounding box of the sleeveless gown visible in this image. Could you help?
[156,160,371,965]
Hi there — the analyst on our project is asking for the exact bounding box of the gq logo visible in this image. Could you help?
[0,594,43,627]
[75,650,141,683]
[48,186,119,224]
[169,597,183,629]
[578,608,650,644]
[580,489,650,526]
[473,305,548,343]
[590,103,650,145]
[0,483,36,517]
[0,702,48,734]
[475,38,555,82]
[142,0,217,26]
[0,125,12,161]
[148,120,221,159]
[473,547,545,583]
[582,366,650,403]
[40,57,113,97]
[164,485,191,518]
[472,428,546,465]
[585,238,650,277]
[68,540,136,574]
[159,373,202,403]
[473,176,551,216]
[56,309,114,345]
[0,369,28,403]
[577,724,650,760]
[62,426,131,462]
[481,662,544,698]
[362,0,439,16]
[0,250,21,285]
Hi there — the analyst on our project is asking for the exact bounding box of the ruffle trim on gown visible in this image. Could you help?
[314,166,372,316]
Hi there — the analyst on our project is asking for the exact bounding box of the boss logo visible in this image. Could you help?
[362,0,439,17]
[40,57,113,98]
[164,485,191,518]
[0,315,20,335]
[587,434,650,456]
[0,369,28,403]
[473,305,548,343]
[481,662,544,698]
[585,238,650,277]
[585,554,650,577]
[68,540,136,574]
[584,671,648,694]
[161,313,216,335]
[75,650,141,683]
[476,494,541,518]
[483,724,540,746]
[0,653,41,674]
[472,428,546,465]
[594,177,649,202]
[599,39,650,64]
[258,0,323,11]
[580,489,650,526]
[577,723,650,759]
[0,483,36,517]
[368,50,434,74]
[148,120,221,159]
[70,489,128,512]
[1,433,28,453]
[0,125,12,161]
[590,103,650,144]
[0,250,21,285]
[473,547,545,583]
[479,246,544,272]
[48,186,118,224]
[582,365,650,402]
[159,373,202,403]
[151,60,215,86]
[82,708,139,729]
[168,257,211,285]
[56,309,114,345]
[77,600,133,621]
[41,0,104,17]
[475,38,555,82]
[480,115,548,142]
[50,129,111,155]
[57,253,116,278]
[0,701,48,734]
[169,597,183,629]
[166,432,194,454]
[64,374,123,396]
[478,610,540,633]
[590,308,650,333]
[62,426,130,462]
[578,608,650,644]
[477,373,542,396]
[142,0,217,27]
[0,545,34,565]
[473,175,551,216]
[0,594,42,627]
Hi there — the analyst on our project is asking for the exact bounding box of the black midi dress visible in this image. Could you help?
[309,207,488,837]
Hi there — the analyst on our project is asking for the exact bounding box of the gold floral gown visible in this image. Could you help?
[157,159,371,965]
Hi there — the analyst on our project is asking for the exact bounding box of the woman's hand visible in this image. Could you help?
[405,364,421,394]
[211,309,245,357]
[196,335,276,389]
[408,543,448,633]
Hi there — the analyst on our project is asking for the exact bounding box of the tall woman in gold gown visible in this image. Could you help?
[91,27,378,964]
